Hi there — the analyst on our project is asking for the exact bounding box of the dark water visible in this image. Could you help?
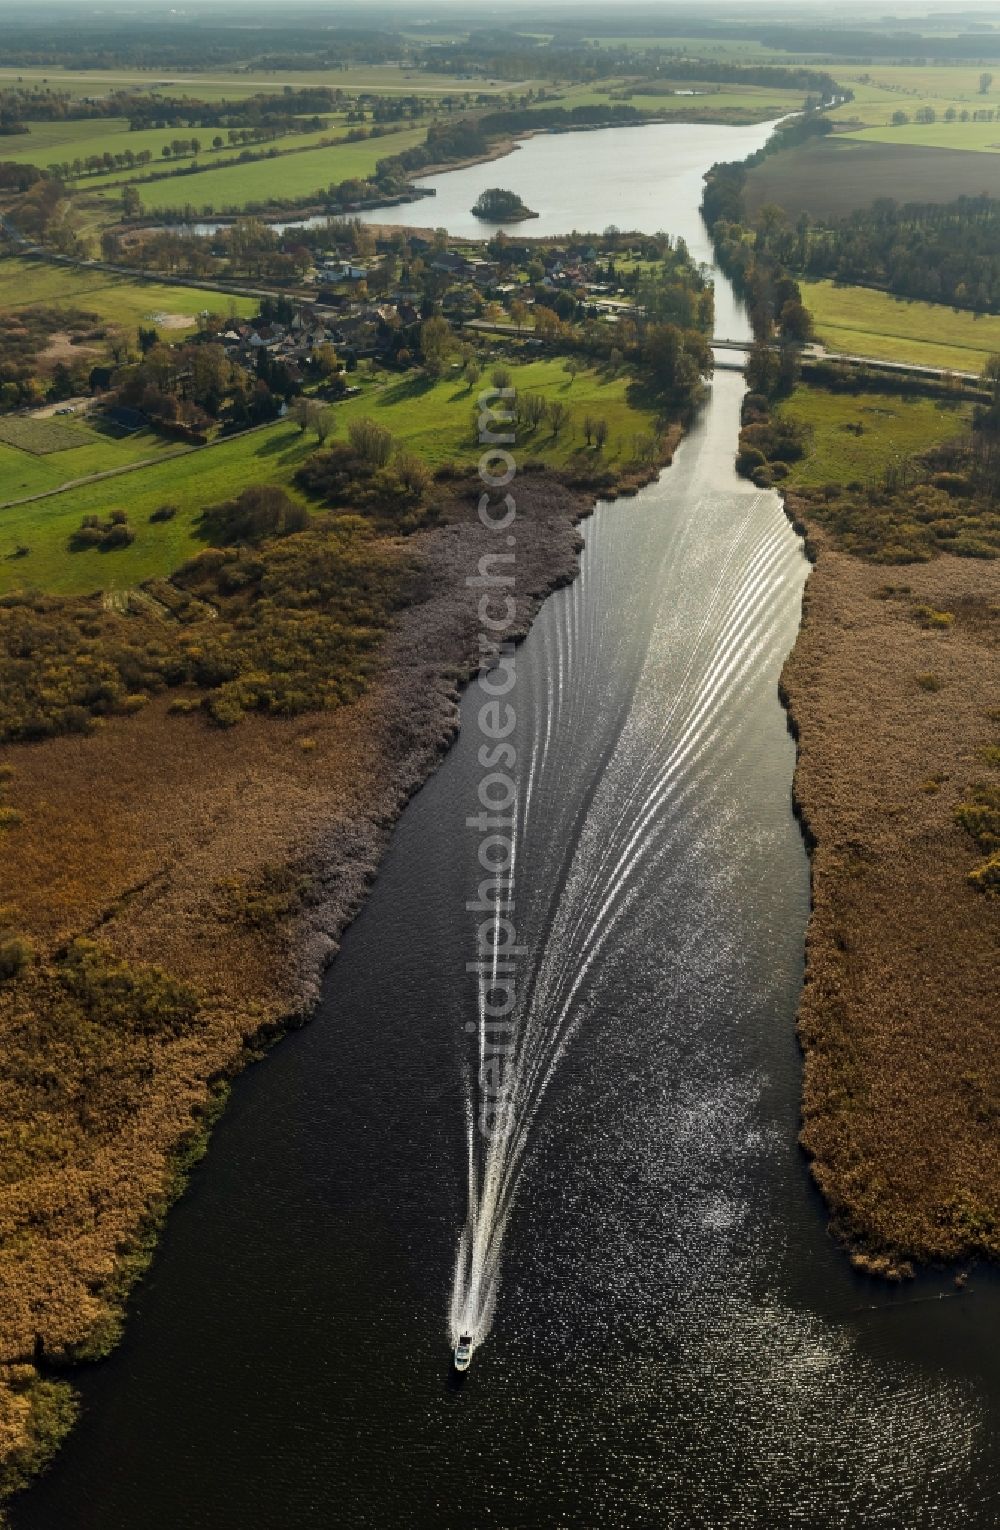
[15,124,1000,1530]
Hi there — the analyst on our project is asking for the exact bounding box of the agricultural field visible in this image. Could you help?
[802,280,1000,374]
[744,136,1000,219]
[1,116,356,185]
[777,385,971,487]
[0,258,258,332]
[832,64,1000,113]
[845,120,1000,154]
[92,124,436,215]
[0,65,528,101]
[535,79,806,120]
[0,358,658,594]
[740,63,1000,216]
[820,64,1000,150]
[584,36,803,59]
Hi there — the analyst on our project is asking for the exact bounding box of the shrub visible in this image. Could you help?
[58,939,200,1035]
[932,472,973,497]
[914,606,955,630]
[218,863,312,928]
[741,417,806,463]
[393,448,431,497]
[347,416,393,467]
[955,783,1000,852]
[205,693,244,728]
[736,445,766,477]
[916,672,942,692]
[968,853,1000,895]
[149,503,178,523]
[198,485,308,546]
[741,391,770,423]
[0,934,33,981]
[295,444,429,527]
[103,522,135,549]
[68,514,135,552]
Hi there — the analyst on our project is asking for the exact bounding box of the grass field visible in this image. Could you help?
[0,258,258,332]
[802,281,1000,373]
[0,358,658,594]
[847,121,1000,154]
[97,125,435,214]
[0,426,186,501]
[778,386,971,487]
[744,137,1000,219]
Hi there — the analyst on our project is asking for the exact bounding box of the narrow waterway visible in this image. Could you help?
[15,121,999,1530]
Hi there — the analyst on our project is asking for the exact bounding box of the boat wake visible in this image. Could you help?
[449,482,806,1352]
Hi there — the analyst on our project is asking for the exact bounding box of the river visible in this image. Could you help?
[15,121,1000,1530]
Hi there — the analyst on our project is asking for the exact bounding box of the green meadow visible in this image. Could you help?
[102,124,434,214]
[846,120,1000,153]
[802,280,1000,373]
[778,386,971,486]
[0,359,658,594]
[0,427,186,501]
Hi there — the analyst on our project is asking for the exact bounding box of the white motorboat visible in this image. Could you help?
[453,1333,474,1372]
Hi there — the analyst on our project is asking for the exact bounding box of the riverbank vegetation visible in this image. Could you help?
[776,367,1000,1273]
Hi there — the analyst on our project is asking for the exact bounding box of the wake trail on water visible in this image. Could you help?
[449,491,802,1350]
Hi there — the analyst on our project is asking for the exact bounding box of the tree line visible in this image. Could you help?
[797,196,1000,314]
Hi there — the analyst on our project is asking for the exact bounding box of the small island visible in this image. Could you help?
[470,187,539,222]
